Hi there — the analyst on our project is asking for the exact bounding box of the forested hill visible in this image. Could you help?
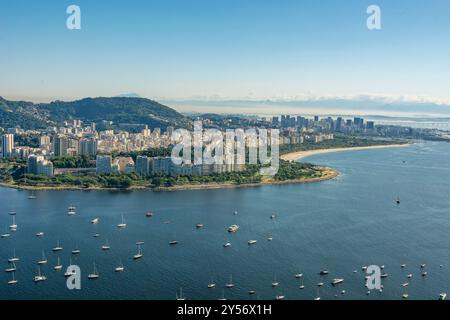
[0,96,189,130]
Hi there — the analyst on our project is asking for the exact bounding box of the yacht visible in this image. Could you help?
[361,266,367,271]
[381,273,389,278]
[207,281,216,289]
[248,290,256,295]
[402,293,409,299]
[9,216,17,231]
[233,211,238,216]
[72,246,81,255]
[37,251,48,265]
[91,218,99,224]
[439,293,447,300]
[275,295,285,300]
[219,290,227,300]
[8,249,19,263]
[314,297,321,301]
[407,273,413,279]
[196,223,204,229]
[270,214,276,219]
[54,256,63,271]
[136,241,145,245]
[332,278,344,286]
[145,211,153,217]
[176,288,186,301]
[299,276,305,289]
[396,197,401,204]
[88,263,99,279]
[401,264,406,268]
[402,282,409,287]
[93,233,100,238]
[295,273,303,279]
[1,232,10,238]
[52,240,63,252]
[5,262,17,273]
[9,211,16,216]
[169,240,178,245]
[223,242,231,248]
[101,240,110,250]
[28,192,36,200]
[227,224,239,233]
[319,270,329,276]
[225,275,235,288]
[341,290,346,295]
[317,282,324,287]
[36,232,44,237]
[133,245,143,260]
[64,260,76,277]
[33,267,47,282]
[422,271,428,277]
[248,240,257,245]
[67,205,76,216]
[115,260,124,272]
[267,237,273,241]
[8,272,18,285]
[420,264,426,269]
[271,274,279,287]
[117,214,127,228]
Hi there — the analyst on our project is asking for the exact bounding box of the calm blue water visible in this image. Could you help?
[1,141,450,300]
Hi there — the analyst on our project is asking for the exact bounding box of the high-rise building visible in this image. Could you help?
[366,121,375,130]
[52,135,69,157]
[27,155,44,174]
[1,134,14,158]
[151,157,171,174]
[314,115,319,122]
[79,138,98,156]
[135,156,150,176]
[39,135,51,148]
[37,160,54,177]
[272,116,279,126]
[96,155,112,174]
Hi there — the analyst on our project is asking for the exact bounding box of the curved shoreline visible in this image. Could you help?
[0,167,339,192]
[280,143,411,162]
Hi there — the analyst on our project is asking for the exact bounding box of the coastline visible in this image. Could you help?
[0,167,339,192]
[280,143,411,162]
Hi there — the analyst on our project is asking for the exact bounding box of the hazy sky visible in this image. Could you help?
[1,0,450,103]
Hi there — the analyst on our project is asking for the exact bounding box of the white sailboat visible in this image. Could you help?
[52,240,63,252]
[8,249,19,263]
[28,191,36,199]
[64,258,76,277]
[9,216,17,231]
[91,218,99,224]
[101,239,110,250]
[1,229,10,238]
[176,288,186,301]
[36,232,44,237]
[272,274,279,287]
[5,261,17,273]
[225,275,235,288]
[8,272,18,285]
[54,256,63,271]
[117,214,127,228]
[133,244,143,260]
[115,260,124,272]
[67,205,76,216]
[71,244,81,254]
[33,266,46,282]
[37,250,48,265]
[88,262,99,279]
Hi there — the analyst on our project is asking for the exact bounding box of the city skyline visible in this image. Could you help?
[1,0,450,108]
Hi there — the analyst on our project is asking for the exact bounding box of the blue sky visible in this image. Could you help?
[1,0,450,104]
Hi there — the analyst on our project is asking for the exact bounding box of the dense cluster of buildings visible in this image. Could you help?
[272,115,375,133]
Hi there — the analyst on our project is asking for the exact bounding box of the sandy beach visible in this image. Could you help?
[280,143,411,162]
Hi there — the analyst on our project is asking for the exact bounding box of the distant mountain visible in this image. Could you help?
[0,96,189,130]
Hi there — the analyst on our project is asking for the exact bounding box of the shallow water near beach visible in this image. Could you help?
[1,141,450,300]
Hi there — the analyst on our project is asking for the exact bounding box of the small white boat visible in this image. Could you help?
[361,266,367,271]
[52,240,63,252]
[93,233,100,238]
[272,275,279,287]
[64,269,76,277]
[420,264,426,268]
[208,282,216,289]
[133,245,143,260]
[33,267,46,283]
[270,214,276,219]
[28,192,37,200]
[439,293,447,300]
[233,211,238,216]
[402,293,409,299]
[319,270,329,275]
[72,247,81,255]
[223,242,231,248]
[9,211,16,216]
[196,223,204,229]
[91,218,99,224]
[401,264,406,268]
[407,273,413,279]
[5,262,16,273]
[381,273,389,278]
[332,278,344,286]
[176,288,186,301]
[136,241,145,245]
[9,216,17,231]
[145,211,153,217]
[54,256,63,271]
[67,205,76,216]
[275,295,285,300]
[101,240,110,250]
[88,263,99,279]
[1,232,10,238]
[37,251,48,265]
[317,282,324,287]
[295,273,303,279]
[8,249,19,263]
[8,272,18,285]
[248,290,256,295]
[314,297,321,301]
[115,260,124,272]
[169,240,178,245]
[267,237,273,241]
[248,240,257,245]
[422,272,427,277]
[117,214,127,228]
[402,282,409,287]
[36,232,44,237]
[225,275,235,288]
[227,225,239,233]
